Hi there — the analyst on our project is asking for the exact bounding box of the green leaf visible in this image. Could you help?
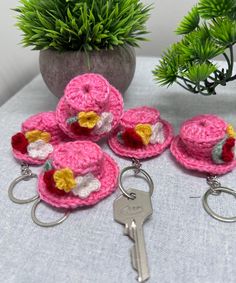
[209,17,236,45]
[153,44,184,86]
[176,6,200,35]
[198,0,236,19]
[185,63,217,82]
[180,36,225,62]
[14,0,152,52]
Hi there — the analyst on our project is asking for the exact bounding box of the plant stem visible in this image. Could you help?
[223,52,231,71]
[176,76,193,84]
[176,81,197,93]
[227,45,234,79]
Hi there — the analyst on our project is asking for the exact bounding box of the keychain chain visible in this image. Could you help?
[206,176,222,196]
[20,163,33,176]
[132,158,141,175]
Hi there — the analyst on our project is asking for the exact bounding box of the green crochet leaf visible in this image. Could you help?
[44,160,53,171]
[176,6,200,35]
[67,116,78,124]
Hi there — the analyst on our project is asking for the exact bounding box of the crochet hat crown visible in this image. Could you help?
[120,107,160,128]
[170,114,236,175]
[52,140,104,176]
[38,141,119,209]
[180,114,227,160]
[56,73,124,141]
[64,73,110,113]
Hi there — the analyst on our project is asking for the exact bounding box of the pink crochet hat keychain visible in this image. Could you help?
[56,73,123,141]
[8,111,67,204]
[170,114,236,222]
[108,106,174,159]
[28,140,119,227]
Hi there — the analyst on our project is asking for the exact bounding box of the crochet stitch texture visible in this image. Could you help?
[108,106,173,159]
[12,111,66,165]
[170,114,236,175]
[56,73,123,141]
[38,141,119,209]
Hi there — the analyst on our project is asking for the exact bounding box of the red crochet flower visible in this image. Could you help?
[43,170,66,196]
[11,132,29,154]
[122,128,144,148]
[70,122,93,135]
[222,138,235,162]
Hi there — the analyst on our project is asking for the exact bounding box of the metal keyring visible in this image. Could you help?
[202,187,236,223]
[31,199,70,227]
[8,174,39,204]
[119,165,154,199]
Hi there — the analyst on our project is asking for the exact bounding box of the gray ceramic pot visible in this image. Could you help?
[39,45,136,98]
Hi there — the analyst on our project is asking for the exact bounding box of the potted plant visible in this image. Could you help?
[15,0,152,97]
[153,0,236,96]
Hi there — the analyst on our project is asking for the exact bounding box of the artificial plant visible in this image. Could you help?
[153,0,236,95]
[15,0,151,52]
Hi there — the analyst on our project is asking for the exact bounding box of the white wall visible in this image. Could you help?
[0,0,39,105]
[136,0,198,56]
[0,0,197,105]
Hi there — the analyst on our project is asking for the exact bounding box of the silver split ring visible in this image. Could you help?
[31,199,70,227]
[119,165,154,200]
[8,173,39,204]
[202,187,236,223]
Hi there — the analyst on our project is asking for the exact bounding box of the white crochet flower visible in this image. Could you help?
[93,112,113,134]
[72,173,101,199]
[27,140,53,160]
[150,122,165,144]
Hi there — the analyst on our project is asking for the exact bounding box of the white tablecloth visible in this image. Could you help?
[1,57,236,283]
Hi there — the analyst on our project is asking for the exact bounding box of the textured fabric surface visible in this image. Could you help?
[1,57,236,283]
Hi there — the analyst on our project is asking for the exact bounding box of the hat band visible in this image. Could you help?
[67,111,113,135]
[182,124,236,164]
[43,160,101,199]
[117,122,165,148]
[11,130,53,160]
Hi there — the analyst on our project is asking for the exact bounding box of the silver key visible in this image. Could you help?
[114,188,153,282]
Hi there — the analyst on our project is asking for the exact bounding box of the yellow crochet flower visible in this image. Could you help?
[135,124,152,145]
[78,111,100,129]
[227,124,236,138]
[53,168,76,193]
[25,130,51,143]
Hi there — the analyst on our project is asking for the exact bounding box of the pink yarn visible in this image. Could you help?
[12,111,67,165]
[170,114,236,175]
[108,107,174,159]
[56,73,124,141]
[65,73,110,113]
[120,107,160,128]
[38,141,119,209]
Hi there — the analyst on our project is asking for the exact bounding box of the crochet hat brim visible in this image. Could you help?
[108,119,173,159]
[56,86,123,141]
[37,152,119,209]
[171,136,236,175]
[12,150,48,165]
